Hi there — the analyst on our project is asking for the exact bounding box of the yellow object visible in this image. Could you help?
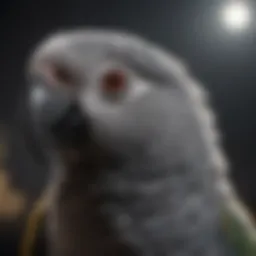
[0,171,27,220]
[19,194,47,256]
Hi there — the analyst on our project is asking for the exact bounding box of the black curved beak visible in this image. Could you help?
[50,103,89,148]
[29,85,89,149]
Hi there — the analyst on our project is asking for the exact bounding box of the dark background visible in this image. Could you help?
[1,0,256,214]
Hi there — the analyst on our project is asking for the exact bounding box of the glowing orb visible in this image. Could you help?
[221,2,251,31]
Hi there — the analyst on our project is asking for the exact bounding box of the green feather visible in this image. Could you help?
[222,203,256,256]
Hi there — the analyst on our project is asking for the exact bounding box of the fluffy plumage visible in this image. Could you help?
[27,29,256,256]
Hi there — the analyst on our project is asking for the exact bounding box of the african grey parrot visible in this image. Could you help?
[26,29,256,256]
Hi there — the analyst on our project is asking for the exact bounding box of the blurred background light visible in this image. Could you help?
[220,1,252,32]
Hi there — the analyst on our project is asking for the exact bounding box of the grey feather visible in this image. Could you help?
[27,29,255,256]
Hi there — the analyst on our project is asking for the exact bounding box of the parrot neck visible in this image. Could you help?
[96,151,234,256]
[51,147,234,256]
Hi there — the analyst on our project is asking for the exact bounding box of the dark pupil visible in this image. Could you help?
[104,71,125,92]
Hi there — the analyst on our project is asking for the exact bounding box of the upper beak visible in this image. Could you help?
[29,85,71,129]
[29,85,89,148]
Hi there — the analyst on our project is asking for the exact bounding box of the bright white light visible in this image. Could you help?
[221,2,251,31]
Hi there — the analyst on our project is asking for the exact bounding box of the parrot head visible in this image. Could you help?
[26,29,233,255]
[27,30,202,160]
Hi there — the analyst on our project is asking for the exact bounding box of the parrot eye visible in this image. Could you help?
[100,69,127,100]
[39,62,78,88]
